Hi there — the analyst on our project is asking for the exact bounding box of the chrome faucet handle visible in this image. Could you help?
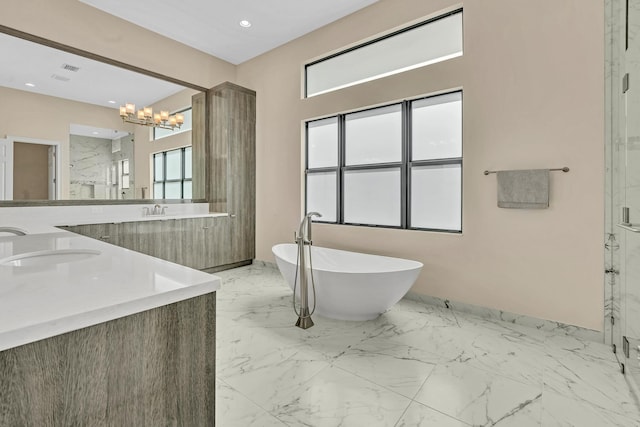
[161,206,167,215]
[142,207,150,216]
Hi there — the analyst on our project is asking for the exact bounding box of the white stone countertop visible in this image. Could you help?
[60,212,228,226]
[0,203,228,232]
[0,228,221,352]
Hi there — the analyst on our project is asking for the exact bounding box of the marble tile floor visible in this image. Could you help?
[214,264,640,426]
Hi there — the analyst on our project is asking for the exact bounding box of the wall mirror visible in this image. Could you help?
[0,27,206,205]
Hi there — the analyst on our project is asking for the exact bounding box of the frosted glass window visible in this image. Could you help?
[154,108,193,140]
[345,105,401,165]
[165,182,182,199]
[165,149,182,180]
[412,92,462,160]
[153,183,163,199]
[411,164,461,231]
[306,172,337,222]
[153,154,163,181]
[183,181,192,199]
[184,147,192,179]
[308,117,338,168]
[344,168,401,226]
[306,11,462,97]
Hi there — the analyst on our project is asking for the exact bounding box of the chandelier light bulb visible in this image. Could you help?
[119,102,183,131]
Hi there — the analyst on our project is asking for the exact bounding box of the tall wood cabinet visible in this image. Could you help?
[207,82,256,265]
[62,83,256,272]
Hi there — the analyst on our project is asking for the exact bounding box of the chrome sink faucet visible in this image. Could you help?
[142,205,167,216]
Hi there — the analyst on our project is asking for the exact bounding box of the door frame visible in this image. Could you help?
[5,135,61,200]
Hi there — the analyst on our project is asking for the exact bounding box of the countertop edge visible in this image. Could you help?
[57,212,229,227]
[0,279,219,352]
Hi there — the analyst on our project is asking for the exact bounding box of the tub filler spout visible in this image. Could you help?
[293,212,322,329]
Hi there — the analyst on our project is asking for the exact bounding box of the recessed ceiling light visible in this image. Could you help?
[108,100,116,104]
[239,20,252,28]
[25,83,35,87]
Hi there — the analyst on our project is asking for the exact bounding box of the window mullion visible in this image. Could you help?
[402,100,410,229]
[181,147,186,199]
[163,152,167,199]
[338,115,345,224]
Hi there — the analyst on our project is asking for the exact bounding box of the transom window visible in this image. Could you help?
[153,107,193,140]
[305,10,463,97]
[305,91,462,232]
[153,146,192,199]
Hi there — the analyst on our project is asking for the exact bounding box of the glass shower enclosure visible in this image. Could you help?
[607,0,640,393]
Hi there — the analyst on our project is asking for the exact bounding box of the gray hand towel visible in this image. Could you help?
[496,169,549,209]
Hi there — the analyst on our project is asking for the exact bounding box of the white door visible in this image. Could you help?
[0,139,13,200]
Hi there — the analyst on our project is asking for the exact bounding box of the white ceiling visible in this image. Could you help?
[0,32,185,109]
[69,124,130,140]
[79,0,380,64]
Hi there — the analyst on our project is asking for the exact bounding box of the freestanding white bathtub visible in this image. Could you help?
[272,243,423,321]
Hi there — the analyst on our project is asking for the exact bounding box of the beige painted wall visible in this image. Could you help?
[0,86,133,198]
[237,0,605,329]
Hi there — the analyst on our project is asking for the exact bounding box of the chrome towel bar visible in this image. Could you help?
[483,167,569,176]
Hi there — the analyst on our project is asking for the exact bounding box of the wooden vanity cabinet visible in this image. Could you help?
[59,216,232,271]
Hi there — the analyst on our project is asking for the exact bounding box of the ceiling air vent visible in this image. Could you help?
[51,74,70,82]
[61,63,80,72]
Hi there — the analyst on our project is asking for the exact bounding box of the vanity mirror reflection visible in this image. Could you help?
[0,27,206,204]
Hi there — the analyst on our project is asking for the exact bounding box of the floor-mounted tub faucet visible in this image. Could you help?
[293,212,322,329]
[297,211,322,245]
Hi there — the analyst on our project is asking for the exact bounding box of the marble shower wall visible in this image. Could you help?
[69,134,134,199]
[605,0,623,350]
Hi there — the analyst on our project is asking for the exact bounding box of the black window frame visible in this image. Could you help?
[305,90,462,233]
[152,146,192,199]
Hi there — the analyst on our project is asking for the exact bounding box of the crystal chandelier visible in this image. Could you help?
[119,103,184,130]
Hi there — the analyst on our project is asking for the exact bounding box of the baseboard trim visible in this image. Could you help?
[201,260,253,273]
[404,291,603,343]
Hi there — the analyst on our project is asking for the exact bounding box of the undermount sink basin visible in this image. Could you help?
[0,249,101,267]
[0,227,28,236]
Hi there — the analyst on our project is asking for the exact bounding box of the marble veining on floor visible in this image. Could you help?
[215,265,640,426]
